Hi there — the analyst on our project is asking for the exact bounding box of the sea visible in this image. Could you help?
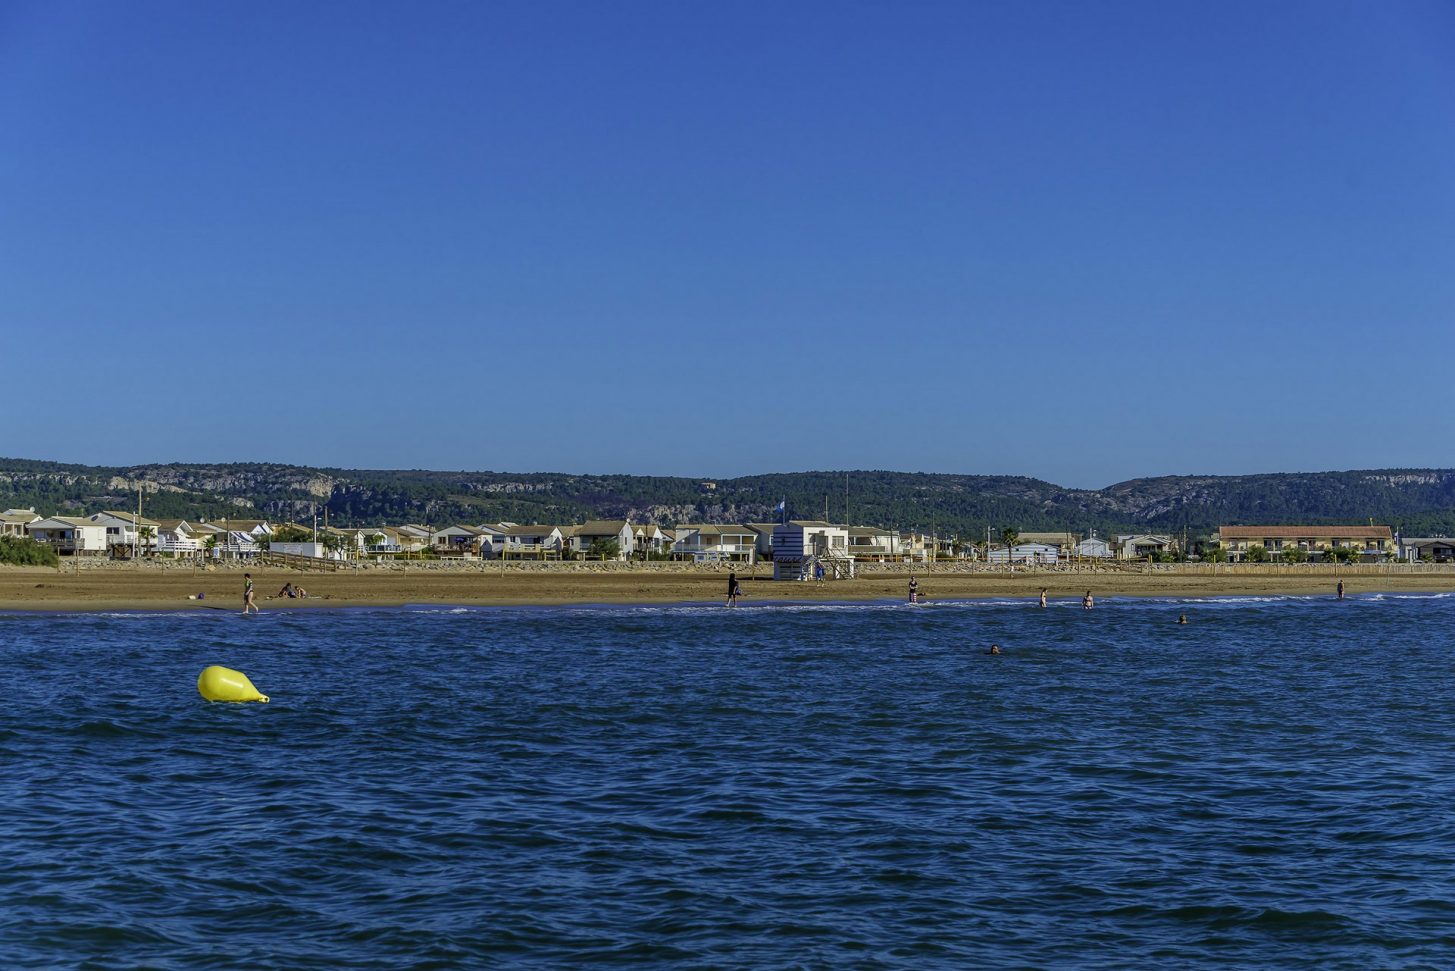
[4,592,1455,969]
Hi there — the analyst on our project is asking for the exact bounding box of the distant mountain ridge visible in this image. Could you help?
[2,458,1454,538]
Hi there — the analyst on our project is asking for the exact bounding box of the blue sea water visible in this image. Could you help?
[4,592,1455,969]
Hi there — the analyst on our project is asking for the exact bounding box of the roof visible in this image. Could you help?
[503,524,559,537]
[1017,531,1076,545]
[96,510,162,527]
[784,520,835,528]
[848,526,894,537]
[32,516,97,528]
[1219,525,1393,540]
[0,511,40,525]
[577,520,629,535]
[434,524,486,536]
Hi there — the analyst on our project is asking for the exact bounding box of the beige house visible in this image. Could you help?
[1,508,39,537]
[1216,525,1395,561]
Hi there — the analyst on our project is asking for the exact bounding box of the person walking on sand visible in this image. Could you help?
[1039,588,1048,609]
[1082,589,1094,610]
[726,571,742,607]
[1337,580,1345,600]
[243,572,259,615]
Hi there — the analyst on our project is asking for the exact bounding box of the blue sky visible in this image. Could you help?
[2,1,1452,488]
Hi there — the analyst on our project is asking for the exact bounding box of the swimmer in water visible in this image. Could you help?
[1039,588,1047,608]
[1082,590,1094,610]
[986,644,1002,655]
[1177,614,1187,625]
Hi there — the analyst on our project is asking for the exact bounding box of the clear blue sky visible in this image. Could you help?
[2,1,1452,488]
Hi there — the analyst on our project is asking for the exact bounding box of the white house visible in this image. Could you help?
[848,527,900,561]
[1074,536,1113,558]
[772,520,854,580]
[672,524,758,562]
[571,520,634,560]
[1116,534,1175,560]
[501,524,565,559]
[28,516,109,554]
[430,524,489,557]
[270,541,337,560]
[633,523,671,555]
[987,542,1059,564]
[89,511,162,553]
[473,524,510,558]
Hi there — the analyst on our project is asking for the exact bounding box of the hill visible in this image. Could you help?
[1,459,1453,538]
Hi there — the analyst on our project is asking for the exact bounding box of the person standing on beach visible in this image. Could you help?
[1039,588,1048,608]
[243,573,259,615]
[1082,590,1094,610]
[726,571,741,607]
[1337,580,1345,600]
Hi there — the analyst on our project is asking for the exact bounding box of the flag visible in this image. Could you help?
[774,499,787,523]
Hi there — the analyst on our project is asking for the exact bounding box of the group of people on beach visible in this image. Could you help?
[240,573,311,614]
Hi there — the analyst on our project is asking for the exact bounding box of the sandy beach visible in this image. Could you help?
[1,564,1450,612]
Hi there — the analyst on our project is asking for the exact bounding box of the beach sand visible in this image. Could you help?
[1,565,1449,612]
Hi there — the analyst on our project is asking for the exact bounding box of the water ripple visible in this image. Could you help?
[2,594,1454,967]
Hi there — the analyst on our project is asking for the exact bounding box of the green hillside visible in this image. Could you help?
[2,459,1453,539]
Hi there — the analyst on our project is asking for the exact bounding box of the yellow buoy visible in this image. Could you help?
[197,665,269,703]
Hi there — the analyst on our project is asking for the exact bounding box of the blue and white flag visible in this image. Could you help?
[774,499,786,514]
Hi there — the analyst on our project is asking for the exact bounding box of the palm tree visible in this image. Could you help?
[138,525,155,556]
[1001,527,1019,564]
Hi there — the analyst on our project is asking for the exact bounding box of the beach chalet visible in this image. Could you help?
[501,524,564,559]
[1,508,39,536]
[431,524,490,557]
[220,530,263,558]
[89,510,162,553]
[360,527,405,556]
[987,542,1059,564]
[847,527,900,561]
[1216,525,1395,562]
[28,516,109,554]
[745,523,778,559]
[571,520,634,560]
[1115,534,1175,560]
[772,521,854,580]
[474,524,509,557]
[1400,536,1455,563]
[188,522,228,551]
[633,523,671,555]
[1074,536,1113,558]
[271,540,334,559]
[899,532,932,562]
[388,524,427,553]
[1017,532,1077,556]
[672,524,758,562]
[153,519,206,555]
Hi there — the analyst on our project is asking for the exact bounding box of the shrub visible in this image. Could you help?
[0,535,60,567]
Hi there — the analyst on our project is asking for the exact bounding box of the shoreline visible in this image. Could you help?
[1,566,1449,613]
